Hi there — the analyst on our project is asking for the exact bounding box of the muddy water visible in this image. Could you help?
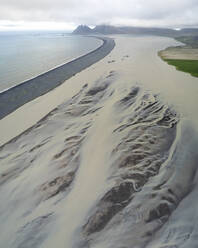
[0,36,198,248]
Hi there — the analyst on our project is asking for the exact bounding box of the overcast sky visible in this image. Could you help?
[0,0,198,30]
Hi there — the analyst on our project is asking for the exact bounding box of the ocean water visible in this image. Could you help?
[1,35,198,248]
[0,31,102,92]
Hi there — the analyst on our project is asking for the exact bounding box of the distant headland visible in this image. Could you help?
[72,24,198,37]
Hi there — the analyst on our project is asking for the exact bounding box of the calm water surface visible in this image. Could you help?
[0,31,102,91]
[1,36,198,248]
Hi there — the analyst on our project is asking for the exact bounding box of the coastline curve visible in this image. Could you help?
[0,36,115,120]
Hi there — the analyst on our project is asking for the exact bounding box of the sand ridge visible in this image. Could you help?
[1,35,198,147]
[159,46,198,60]
[1,35,198,248]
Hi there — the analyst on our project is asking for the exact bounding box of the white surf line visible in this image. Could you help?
[0,37,103,94]
[0,37,115,147]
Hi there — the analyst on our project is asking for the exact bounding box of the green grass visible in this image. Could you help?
[159,35,198,77]
[164,59,198,77]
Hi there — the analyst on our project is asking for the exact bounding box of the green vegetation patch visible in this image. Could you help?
[164,59,198,77]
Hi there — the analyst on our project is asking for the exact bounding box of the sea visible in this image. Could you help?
[1,35,198,248]
[0,31,102,92]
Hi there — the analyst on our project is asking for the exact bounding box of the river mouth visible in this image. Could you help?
[0,35,198,248]
[0,36,115,120]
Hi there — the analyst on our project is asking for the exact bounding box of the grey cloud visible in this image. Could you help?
[0,0,198,28]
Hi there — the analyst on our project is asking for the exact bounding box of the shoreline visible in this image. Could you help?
[158,48,198,78]
[0,35,103,94]
[1,35,198,148]
[158,46,198,60]
[1,35,198,248]
[158,37,198,77]
[0,36,115,120]
[0,37,102,94]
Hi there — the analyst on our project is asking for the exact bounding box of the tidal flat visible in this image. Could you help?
[1,35,198,248]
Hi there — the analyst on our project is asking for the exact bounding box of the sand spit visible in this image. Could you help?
[159,46,198,60]
[1,35,198,248]
[0,36,115,120]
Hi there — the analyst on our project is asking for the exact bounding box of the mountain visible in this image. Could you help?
[72,24,198,37]
[93,25,124,34]
[72,24,123,35]
[72,25,93,35]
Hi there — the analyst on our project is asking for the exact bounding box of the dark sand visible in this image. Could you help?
[0,36,115,120]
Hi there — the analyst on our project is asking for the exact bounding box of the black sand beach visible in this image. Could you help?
[0,36,115,119]
[1,35,198,248]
